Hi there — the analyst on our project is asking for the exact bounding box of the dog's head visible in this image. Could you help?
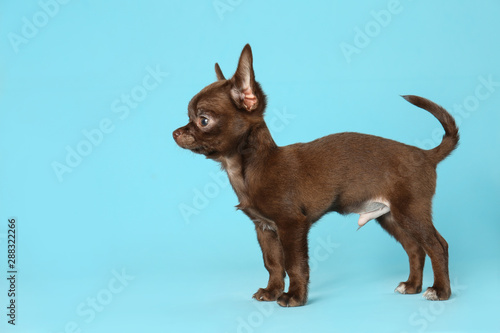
[173,44,266,159]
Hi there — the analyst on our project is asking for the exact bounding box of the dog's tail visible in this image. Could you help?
[402,95,459,164]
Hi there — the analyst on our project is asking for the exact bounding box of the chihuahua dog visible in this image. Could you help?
[173,44,459,307]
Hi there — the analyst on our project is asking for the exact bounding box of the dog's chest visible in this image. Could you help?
[221,156,276,230]
[222,156,248,201]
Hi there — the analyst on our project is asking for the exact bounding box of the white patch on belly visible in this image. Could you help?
[356,198,390,229]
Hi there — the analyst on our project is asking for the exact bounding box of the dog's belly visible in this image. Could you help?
[352,199,391,228]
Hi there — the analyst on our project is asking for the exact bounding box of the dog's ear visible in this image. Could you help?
[215,63,225,81]
[230,44,258,112]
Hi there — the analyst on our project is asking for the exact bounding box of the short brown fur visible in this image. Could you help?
[173,44,459,306]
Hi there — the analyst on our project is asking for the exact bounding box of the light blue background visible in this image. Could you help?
[1,1,499,332]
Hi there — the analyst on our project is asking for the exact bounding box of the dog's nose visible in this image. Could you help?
[173,128,182,140]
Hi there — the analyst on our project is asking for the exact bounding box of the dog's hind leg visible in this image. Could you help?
[390,204,451,300]
[377,213,426,294]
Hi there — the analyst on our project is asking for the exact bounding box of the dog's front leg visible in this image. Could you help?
[276,224,309,307]
[253,225,286,301]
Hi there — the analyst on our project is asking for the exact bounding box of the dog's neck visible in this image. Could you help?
[241,120,277,158]
[219,120,277,207]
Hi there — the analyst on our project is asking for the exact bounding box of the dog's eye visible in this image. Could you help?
[200,117,209,127]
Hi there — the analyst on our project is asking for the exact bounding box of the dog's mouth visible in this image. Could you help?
[174,136,215,156]
[191,146,217,157]
[173,131,218,157]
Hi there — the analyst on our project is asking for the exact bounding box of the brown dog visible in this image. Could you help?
[173,44,459,307]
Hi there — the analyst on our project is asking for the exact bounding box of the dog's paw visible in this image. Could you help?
[395,281,422,294]
[277,292,307,307]
[252,288,283,302]
[423,287,451,301]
